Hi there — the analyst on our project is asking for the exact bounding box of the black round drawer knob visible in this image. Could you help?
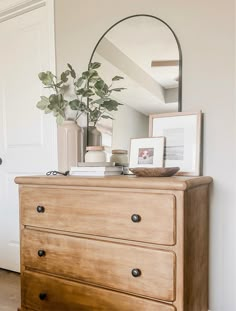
[131,214,141,223]
[36,206,45,213]
[38,249,46,257]
[39,292,47,300]
[131,268,142,277]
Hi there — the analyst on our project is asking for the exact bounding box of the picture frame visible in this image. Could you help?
[129,137,165,168]
[149,111,202,176]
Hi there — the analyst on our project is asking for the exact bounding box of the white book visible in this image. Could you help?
[70,166,123,172]
[77,162,115,167]
[70,171,123,176]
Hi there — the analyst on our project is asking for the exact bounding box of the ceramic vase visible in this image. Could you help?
[85,146,106,162]
[87,125,102,146]
[57,121,84,171]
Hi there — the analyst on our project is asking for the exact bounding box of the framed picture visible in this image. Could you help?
[149,111,202,176]
[129,137,165,168]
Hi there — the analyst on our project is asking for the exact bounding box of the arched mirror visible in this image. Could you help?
[89,14,182,154]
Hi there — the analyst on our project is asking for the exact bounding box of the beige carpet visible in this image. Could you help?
[0,269,20,311]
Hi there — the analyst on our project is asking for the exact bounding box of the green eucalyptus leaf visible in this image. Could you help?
[44,107,52,114]
[36,96,50,110]
[76,88,86,95]
[67,64,76,78]
[101,115,114,120]
[74,77,84,88]
[49,94,59,104]
[112,75,124,81]
[80,103,88,112]
[89,76,101,83]
[55,81,64,88]
[49,94,65,111]
[48,102,56,110]
[94,79,105,90]
[89,62,101,70]
[56,114,65,125]
[95,89,105,98]
[101,99,122,111]
[103,83,109,94]
[89,70,99,80]
[83,89,95,97]
[110,87,126,92]
[38,71,54,85]
[69,99,81,110]
[67,63,73,71]
[91,98,105,105]
[82,71,90,79]
[89,108,102,122]
[61,72,69,83]
[71,69,76,79]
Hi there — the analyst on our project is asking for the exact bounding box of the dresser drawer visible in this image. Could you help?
[22,270,175,311]
[21,187,176,245]
[23,229,176,302]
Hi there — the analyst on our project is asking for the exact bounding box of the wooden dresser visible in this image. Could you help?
[15,175,212,311]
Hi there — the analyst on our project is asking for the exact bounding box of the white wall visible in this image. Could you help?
[55,1,236,310]
[112,104,149,152]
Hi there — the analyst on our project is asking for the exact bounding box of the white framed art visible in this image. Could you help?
[129,137,165,168]
[149,111,202,176]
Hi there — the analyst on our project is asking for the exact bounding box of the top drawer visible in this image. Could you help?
[20,186,176,245]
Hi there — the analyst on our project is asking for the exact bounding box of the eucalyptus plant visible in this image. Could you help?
[70,62,125,126]
[36,64,86,124]
[36,62,125,126]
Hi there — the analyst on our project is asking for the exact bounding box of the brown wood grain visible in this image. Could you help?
[15,175,213,191]
[16,175,212,311]
[20,187,176,246]
[183,185,210,311]
[22,270,175,311]
[22,229,175,301]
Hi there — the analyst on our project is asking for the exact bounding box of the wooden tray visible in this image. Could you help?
[129,167,180,177]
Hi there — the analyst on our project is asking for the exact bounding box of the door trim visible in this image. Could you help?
[0,0,46,23]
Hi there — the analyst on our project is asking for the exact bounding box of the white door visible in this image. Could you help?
[0,3,57,272]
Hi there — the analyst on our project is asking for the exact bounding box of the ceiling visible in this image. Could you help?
[106,17,179,89]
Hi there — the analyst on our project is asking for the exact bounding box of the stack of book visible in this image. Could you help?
[70,163,123,176]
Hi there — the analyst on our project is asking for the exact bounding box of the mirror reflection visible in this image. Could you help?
[89,15,181,154]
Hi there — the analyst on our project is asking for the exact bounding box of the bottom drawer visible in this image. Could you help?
[22,271,175,311]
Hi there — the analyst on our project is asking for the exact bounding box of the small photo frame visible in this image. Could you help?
[149,111,202,176]
[129,137,165,168]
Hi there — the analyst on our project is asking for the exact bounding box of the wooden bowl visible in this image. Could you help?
[129,167,180,177]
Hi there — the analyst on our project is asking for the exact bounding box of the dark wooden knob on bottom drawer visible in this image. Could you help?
[131,268,142,277]
[39,292,47,300]
[38,249,46,257]
[36,205,45,213]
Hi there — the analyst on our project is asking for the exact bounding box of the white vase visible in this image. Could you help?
[57,121,84,171]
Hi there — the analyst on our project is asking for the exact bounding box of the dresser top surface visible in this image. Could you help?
[15,175,212,191]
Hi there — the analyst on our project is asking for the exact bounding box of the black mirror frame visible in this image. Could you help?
[88,14,182,112]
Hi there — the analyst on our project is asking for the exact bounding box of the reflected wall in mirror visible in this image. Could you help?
[89,14,182,156]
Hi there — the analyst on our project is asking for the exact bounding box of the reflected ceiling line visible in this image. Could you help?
[96,37,165,104]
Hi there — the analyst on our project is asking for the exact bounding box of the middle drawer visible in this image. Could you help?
[22,229,176,302]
